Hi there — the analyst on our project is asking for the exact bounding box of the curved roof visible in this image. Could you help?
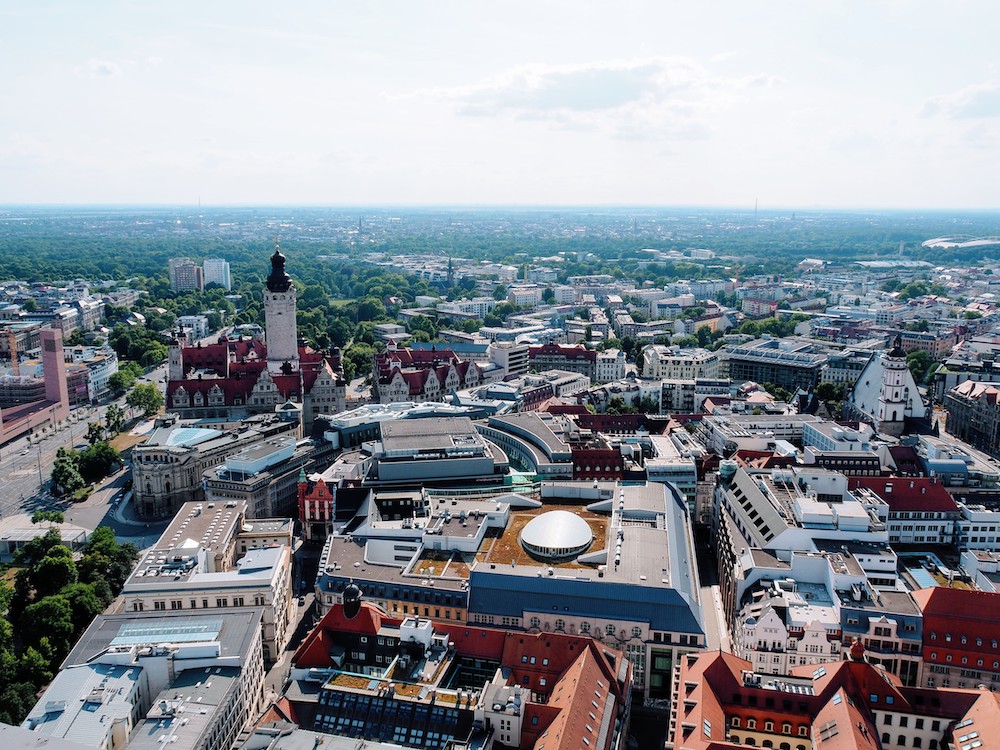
[520,510,592,552]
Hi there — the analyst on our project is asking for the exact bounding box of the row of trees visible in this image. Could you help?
[0,526,138,724]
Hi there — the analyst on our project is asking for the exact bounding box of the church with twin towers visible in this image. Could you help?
[165,247,346,432]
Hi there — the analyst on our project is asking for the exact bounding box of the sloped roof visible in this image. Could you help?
[848,477,958,513]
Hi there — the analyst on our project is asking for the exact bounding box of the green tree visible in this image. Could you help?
[20,595,75,654]
[33,548,79,598]
[78,441,122,482]
[0,682,41,726]
[127,383,164,417]
[59,583,105,634]
[105,403,127,436]
[107,370,135,395]
[355,296,386,322]
[492,284,509,301]
[52,448,85,496]
[85,421,105,445]
[907,350,933,383]
[14,528,63,566]
[31,509,64,524]
[343,343,375,382]
[606,397,635,415]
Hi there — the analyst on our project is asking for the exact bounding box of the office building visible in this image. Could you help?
[116,500,293,663]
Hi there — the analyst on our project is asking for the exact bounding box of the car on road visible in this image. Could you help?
[298,596,306,606]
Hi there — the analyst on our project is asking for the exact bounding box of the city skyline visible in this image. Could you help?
[3,2,1000,209]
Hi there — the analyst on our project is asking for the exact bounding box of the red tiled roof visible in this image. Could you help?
[888,446,924,476]
[848,477,959,513]
[291,603,387,667]
[913,588,1000,665]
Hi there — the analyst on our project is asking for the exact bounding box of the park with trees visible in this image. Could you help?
[0,525,138,724]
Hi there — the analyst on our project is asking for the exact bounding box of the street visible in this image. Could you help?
[0,360,171,547]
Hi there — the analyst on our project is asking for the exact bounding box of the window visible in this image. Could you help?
[581,622,591,633]
[731,718,741,728]
[632,626,642,638]
[606,624,616,636]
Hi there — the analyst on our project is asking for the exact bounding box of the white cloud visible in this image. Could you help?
[85,58,123,78]
[408,57,780,142]
[922,80,1000,119]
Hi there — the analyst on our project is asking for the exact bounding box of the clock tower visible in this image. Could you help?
[264,245,299,374]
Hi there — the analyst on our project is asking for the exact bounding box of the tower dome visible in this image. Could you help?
[343,582,363,619]
[266,248,292,293]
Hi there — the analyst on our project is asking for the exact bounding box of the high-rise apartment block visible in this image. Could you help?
[169,258,204,291]
[203,257,232,290]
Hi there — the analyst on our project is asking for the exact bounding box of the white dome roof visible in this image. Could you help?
[520,510,593,560]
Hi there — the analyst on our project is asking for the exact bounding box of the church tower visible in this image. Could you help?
[876,334,909,436]
[264,244,299,374]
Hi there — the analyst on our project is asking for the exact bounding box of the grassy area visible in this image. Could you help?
[109,431,149,452]
[68,485,94,503]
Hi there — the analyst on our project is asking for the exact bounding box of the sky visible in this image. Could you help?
[2,1,1000,209]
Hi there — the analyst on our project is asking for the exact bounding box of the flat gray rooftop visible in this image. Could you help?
[63,609,264,668]
[380,416,480,452]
